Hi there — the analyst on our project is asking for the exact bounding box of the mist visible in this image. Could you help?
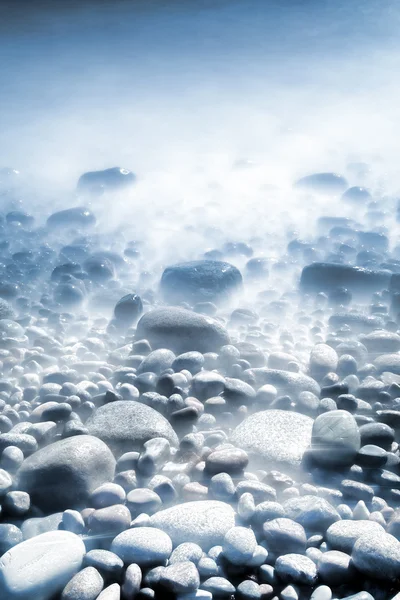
[1,0,400,300]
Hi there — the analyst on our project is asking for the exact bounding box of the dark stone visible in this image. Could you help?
[16,435,116,513]
[160,260,242,304]
[300,263,390,297]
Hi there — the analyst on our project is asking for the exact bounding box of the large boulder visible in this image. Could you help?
[231,409,313,470]
[160,260,242,304]
[136,307,230,354]
[86,401,178,457]
[0,531,85,600]
[16,436,115,513]
[149,501,235,549]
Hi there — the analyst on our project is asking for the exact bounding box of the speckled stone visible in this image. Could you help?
[326,520,385,553]
[231,410,313,469]
[149,501,235,550]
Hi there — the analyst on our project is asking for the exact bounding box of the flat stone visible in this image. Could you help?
[352,531,400,581]
[86,401,178,456]
[111,527,172,567]
[300,263,390,296]
[245,369,320,399]
[231,409,313,469]
[222,526,257,565]
[283,496,341,532]
[309,345,338,380]
[0,531,85,600]
[275,553,318,586]
[311,410,360,468]
[160,260,242,304]
[60,566,104,600]
[326,520,385,553]
[136,308,230,354]
[149,501,235,550]
[16,436,115,513]
[160,561,200,594]
[263,518,306,554]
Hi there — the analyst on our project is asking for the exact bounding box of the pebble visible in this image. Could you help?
[160,561,200,594]
[160,260,242,304]
[263,518,307,554]
[275,553,318,586]
[311,410,360,468]
[352,530,400,580]
[60,567,104,600]
[111,527,172,566]
[222,526,257,565]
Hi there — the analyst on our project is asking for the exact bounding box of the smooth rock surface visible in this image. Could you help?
[136,308,231,354]
[0,531,85,600]
[86,401,178,456]
[16,435,116,512]
[231,409,313,469]
[149,501,235,549]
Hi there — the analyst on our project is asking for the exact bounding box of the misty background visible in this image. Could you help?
[0,0,400,278]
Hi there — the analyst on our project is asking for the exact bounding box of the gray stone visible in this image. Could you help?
[317,550,352,586]
[137,349,176,375]
[122,564,142,599]
[84,550,123,579]
[86,401,178,457]
[160,561,200,594]
[231,409,313,469]
[263,518,307,554]
[374,353,400,375]
[61,566,104,600]
[244,369,320,399]
[169,543,203,565]
[16,435,115,512]
[160,260,242,304]
[90,483,126,509]
[352,530,400,581]
[360,331,400,354]
[311,410,360,468]
[300,263,390,296]
[205,448,248,475]
[0,531,85,600]
[275,553,318,586]
[326,520,385,553]
[283,496,341,532]
[111,527,172,567]
[88,504,131,536]
[21,513,63,540]
[309,345,338,380]
[201,577,235,599]
[136,308,230,354]
[223,526,257,565]
[149,501,235,549]
[0,525,23,555]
